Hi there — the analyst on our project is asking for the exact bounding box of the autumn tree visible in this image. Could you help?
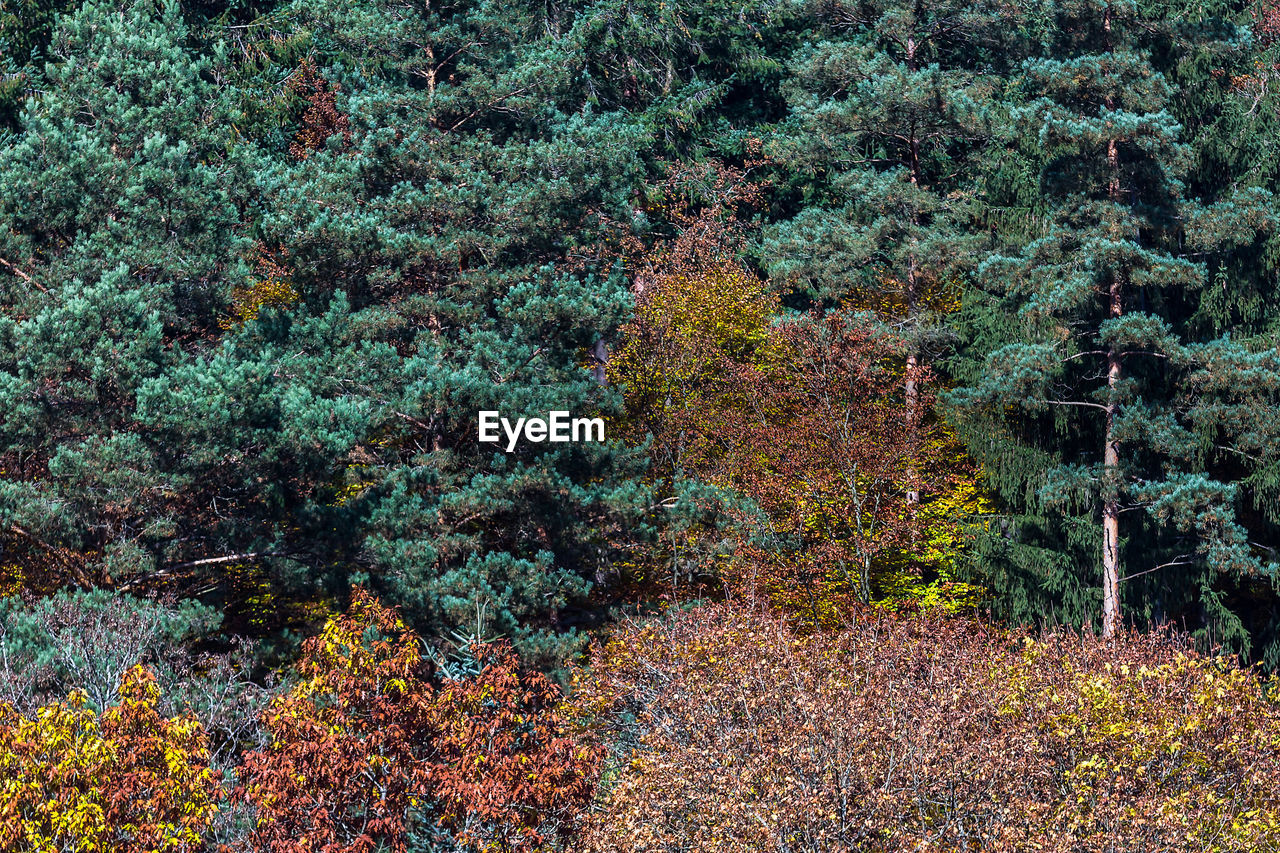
[706,312,944,622]
[237,589,600,853]
[613,162,978,615]
[0,665,221,853]
[604,162,779,594]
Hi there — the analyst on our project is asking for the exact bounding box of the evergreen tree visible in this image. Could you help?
[150,0,650,664]
[1150,0,1280,660]
[0,0,652,665]
[948,0,1280,652]
[567,0,800,158]
[0,0,68,128]
[759,0,1024,504]
[0,0,248,586]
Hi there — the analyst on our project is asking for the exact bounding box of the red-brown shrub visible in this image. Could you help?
[573,604,1280,852]
[236,589,601,853]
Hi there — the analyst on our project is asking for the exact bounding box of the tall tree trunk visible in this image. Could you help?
[905,257,920,507]
[1102,267,1122,638]
[905,36,922,508]
[1100,4,1123,637]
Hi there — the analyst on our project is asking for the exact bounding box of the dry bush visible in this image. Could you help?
[572,604,1280,852]
[287,59,351,160]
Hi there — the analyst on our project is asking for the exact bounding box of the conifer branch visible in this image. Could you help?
[0,258,48,293]
[1040,399,1108,411]
[1117,555,1195,583]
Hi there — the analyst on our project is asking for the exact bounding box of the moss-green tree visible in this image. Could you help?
[949,0,1280,653]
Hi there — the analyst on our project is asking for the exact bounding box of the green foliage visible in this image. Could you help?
[219,0,656,662]
[4,0,1280,677]
[760,0,1018,311]
[18,0,1280,844]
[948,0,1280,656]
[0,0,248,587]
[567,0,800,157]
[0,0,654,663]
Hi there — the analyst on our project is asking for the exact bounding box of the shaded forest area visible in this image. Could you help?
[6,0,1280,848]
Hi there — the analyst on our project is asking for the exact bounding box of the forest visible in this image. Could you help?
[5,0,1280,848]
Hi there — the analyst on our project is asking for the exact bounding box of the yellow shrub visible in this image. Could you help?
[0,666,220,853]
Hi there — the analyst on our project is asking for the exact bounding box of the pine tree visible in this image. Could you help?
[760,0,1023,505]
[161,0,652,664]
[0,0,68,128]
[0,0,248,586]
[0,0,652,664]
[567,0,800,158]
[949,0,1280,649]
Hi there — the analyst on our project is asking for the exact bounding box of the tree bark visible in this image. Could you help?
[1100,6,1123,636]
[905,258,921,507]
[1102,280,1122,637]
[904,33,922,508]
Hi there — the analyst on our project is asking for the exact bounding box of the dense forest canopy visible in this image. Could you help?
[6,0,1280,848]
[3,0,1276,656]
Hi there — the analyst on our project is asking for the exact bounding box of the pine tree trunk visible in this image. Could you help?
[1102,297,1122,638]
[1101,105,1123,637]
[904,39,922,509]
[905,258,920,507]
